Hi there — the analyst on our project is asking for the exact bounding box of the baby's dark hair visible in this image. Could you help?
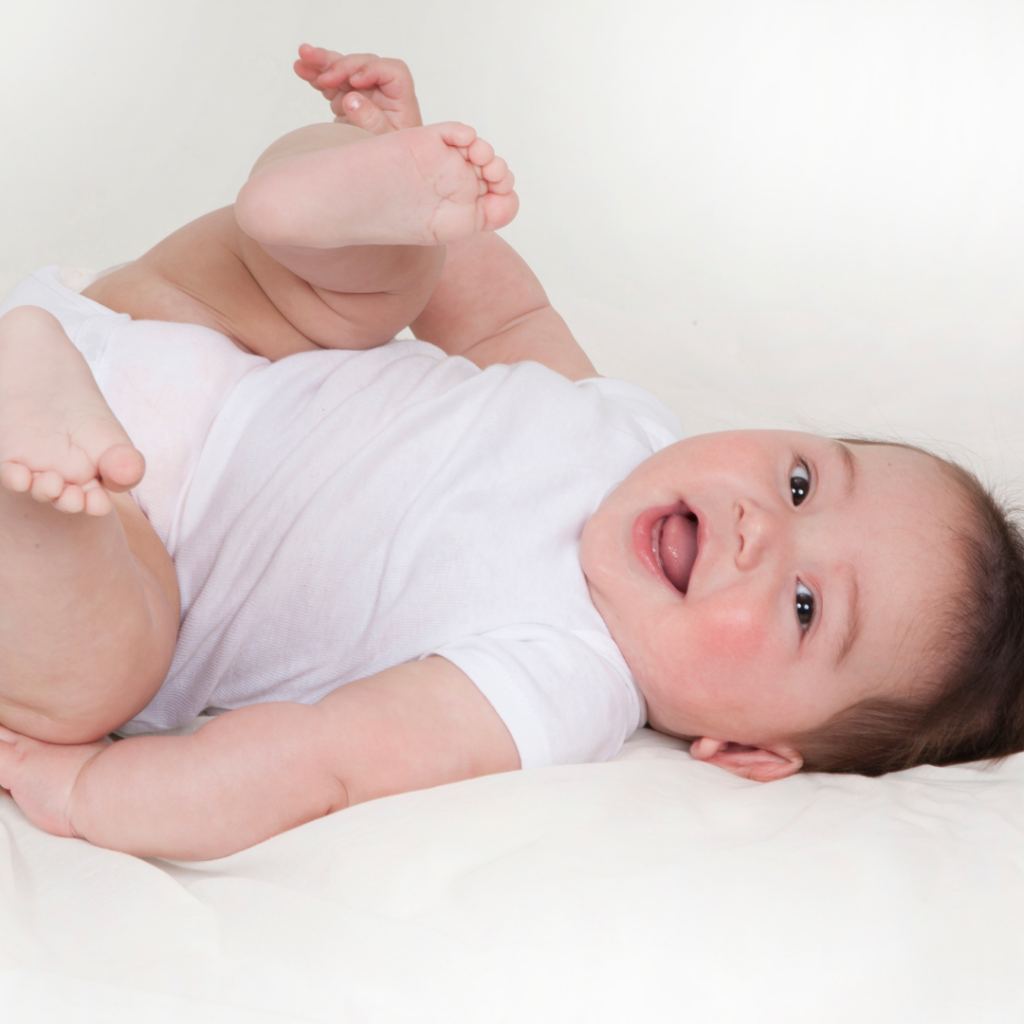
[793,439,1024,776]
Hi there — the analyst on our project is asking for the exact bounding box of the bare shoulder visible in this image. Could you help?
[81,207,375,361]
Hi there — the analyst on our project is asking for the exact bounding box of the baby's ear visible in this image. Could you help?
[689,737,802,783]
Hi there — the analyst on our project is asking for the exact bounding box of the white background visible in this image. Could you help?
[3,0,1024,490]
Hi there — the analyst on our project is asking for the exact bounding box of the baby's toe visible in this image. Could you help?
[481,157,515,194]
[0,461,31,494]
[30,470,65,503]
[478,190,520,232]
[466,137,495,168]
[97,444,145,492]
[438,122,477,150]
[82,481,113,517]
[52,484,86,515]
[480,156,507,182]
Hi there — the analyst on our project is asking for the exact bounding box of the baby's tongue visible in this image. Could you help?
[660,513,698,593]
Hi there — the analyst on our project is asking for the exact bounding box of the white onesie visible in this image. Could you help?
[1,268,683,768]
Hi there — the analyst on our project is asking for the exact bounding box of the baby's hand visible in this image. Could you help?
[294,44,423,135]
[0,725,109,840]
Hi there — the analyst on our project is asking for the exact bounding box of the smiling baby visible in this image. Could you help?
[0,47,1021,859]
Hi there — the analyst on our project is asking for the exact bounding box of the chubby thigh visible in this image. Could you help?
[0,307,181,744]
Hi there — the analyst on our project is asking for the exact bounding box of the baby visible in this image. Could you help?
[0,47,1021,861]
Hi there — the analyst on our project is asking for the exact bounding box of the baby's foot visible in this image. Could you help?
[294,45,422,134]
[0,307,145,517]
[292,122,518,248]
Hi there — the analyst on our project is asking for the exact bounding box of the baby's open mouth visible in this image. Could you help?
[652,510,699,594]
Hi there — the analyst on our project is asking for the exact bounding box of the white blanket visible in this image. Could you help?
[3,727,1022,1022]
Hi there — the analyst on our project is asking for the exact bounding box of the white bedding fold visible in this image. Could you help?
[2,730,1022,1023]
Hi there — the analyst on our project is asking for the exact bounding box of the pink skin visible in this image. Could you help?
[0,724,107,838]
[294,45,422,133]
[580,431,966,781]
[0,306,145,516]
[237,121,518,248]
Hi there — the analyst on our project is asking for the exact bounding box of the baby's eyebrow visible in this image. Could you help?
[831,440,857,498]
[833,569,860,668]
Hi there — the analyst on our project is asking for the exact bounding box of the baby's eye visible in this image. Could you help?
[796,582,814,631]
[790,463,810,506]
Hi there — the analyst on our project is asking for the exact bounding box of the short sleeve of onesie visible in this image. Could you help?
[433,626,645,769]
[576,377,683,454]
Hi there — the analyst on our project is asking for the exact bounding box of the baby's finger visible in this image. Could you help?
[314,53,381,104]
[296,44,342,73]
[294,60,322,86]
[316,52,381,89]
[328,79,372,118]
[348,58,414,100]
[336,92,393,134]
[295,45,347,95]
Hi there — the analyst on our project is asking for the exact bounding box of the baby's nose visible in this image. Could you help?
[734,499,779,568]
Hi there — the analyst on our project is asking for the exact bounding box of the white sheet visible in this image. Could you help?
[2,727,1023,1022]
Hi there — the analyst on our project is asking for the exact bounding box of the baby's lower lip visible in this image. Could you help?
[633,503,690,591]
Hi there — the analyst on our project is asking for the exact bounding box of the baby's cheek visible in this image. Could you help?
[693,604,771,667]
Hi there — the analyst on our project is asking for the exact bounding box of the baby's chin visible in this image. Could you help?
[578,502,617,578]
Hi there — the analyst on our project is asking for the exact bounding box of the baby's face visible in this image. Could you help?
[580,431,964,750]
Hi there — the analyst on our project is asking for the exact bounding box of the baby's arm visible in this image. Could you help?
[0,657,518,860]
[411,232,598,380]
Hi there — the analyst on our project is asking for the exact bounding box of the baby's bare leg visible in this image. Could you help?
[231,122,516,352]
[0,307,179,743]
[239,121,516,250]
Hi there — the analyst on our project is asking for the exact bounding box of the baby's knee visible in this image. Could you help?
[0,304,65,342]
[0,706,108,745]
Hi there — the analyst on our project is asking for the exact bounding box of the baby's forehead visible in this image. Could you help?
[855,444,972,549]
[841,445,972,684]
[839,437,961,491]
